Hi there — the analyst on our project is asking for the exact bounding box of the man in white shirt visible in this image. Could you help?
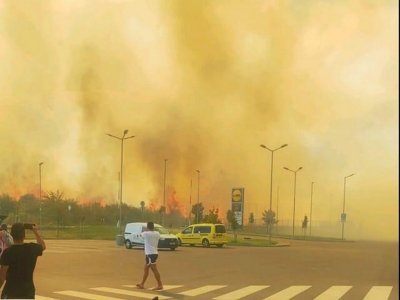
[136,222,163,290]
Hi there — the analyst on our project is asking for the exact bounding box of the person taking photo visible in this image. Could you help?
[0,223,46,299]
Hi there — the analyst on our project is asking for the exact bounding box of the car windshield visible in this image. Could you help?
[154,226,170,234]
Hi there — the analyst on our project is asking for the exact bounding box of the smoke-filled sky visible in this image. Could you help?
[0,1,398,240]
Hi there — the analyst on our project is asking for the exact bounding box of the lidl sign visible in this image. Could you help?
[231,188,244,225]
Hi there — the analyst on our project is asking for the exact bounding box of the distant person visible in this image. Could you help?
[0,223,46,299]
[0,224,13,256]
[136,221,163,291]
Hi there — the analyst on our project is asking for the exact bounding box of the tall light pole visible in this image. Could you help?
[196,169,200,224]
[276,186,280,234]
[162,159,168,225]
[309,182,315,237]
[163,159,168,207]
[189,178,192,225]
[39,162,44,226]
[283,166,303,239]
[107,130,135,233]
[260,143,288,241]
[342,173,355,240]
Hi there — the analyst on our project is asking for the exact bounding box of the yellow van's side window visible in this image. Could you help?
[182,227,192,234]
[193,226,211,234]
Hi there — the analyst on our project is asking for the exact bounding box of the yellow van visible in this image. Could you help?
[176,223,228,247]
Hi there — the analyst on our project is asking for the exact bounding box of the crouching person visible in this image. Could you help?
[0,223,46,299]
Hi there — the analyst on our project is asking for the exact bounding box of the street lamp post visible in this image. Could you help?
[283,166,303,239]
[189,178,192,225]
[39,162,44,226]
[342,173,355,240]
[163,159,168,207]
[276,187,280,234]
[309,182,315,237]
[107,130,135,233]
[162,159,168,225]
[196,170,200,224]
[260,144,288,241]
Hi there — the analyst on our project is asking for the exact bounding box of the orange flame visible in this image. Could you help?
[166,188,187,216]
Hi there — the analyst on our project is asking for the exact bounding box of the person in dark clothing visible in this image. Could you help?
[0,223,46,299]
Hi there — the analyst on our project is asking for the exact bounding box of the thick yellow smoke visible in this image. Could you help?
[0,0,397,240]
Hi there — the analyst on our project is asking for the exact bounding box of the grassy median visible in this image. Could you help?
[25,225,282,247]
[24,224,341,246]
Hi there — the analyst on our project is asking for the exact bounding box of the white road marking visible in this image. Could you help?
[314,286,352,299]
[45,284,396,300]
[214,285,270,300]
[36,296,60,300]
[363,286,393,300]
[123,284,183,290]
[91,287,171,299]
[179,285,227,296]
[263,285,312,300]
[55,290,123,300]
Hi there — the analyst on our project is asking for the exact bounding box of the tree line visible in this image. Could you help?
[0,192,277,231]
[0,192,245,229]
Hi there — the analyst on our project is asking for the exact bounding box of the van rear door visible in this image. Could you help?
[214,225,227,242]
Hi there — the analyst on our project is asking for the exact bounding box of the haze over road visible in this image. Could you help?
[34,239,398,300]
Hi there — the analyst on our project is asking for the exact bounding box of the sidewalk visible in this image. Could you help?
[233,233,291,247]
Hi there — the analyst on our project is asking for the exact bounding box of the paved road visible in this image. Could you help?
[30,239,397,299]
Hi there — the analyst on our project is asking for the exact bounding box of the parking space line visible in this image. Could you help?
[45,284,396,300]
[263,285,312,300]
[214,285,270,300]
[55,290,123,300]
[363,286,393,300]
[123,284,183,290]
[36,296,60,300]
[92,287,171,299]
[179,285,227,296]
[314,286,352,299]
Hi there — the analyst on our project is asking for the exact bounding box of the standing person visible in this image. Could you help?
[0,224,13,256]
[136,222,163,291]
[0,223,46,299]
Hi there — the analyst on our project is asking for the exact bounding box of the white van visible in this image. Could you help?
[124,222,179,250]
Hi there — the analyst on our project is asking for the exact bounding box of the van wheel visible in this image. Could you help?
[202,239,210,248]
[125,240,132,249]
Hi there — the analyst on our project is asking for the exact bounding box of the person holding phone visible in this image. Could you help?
[0,223,46,299]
